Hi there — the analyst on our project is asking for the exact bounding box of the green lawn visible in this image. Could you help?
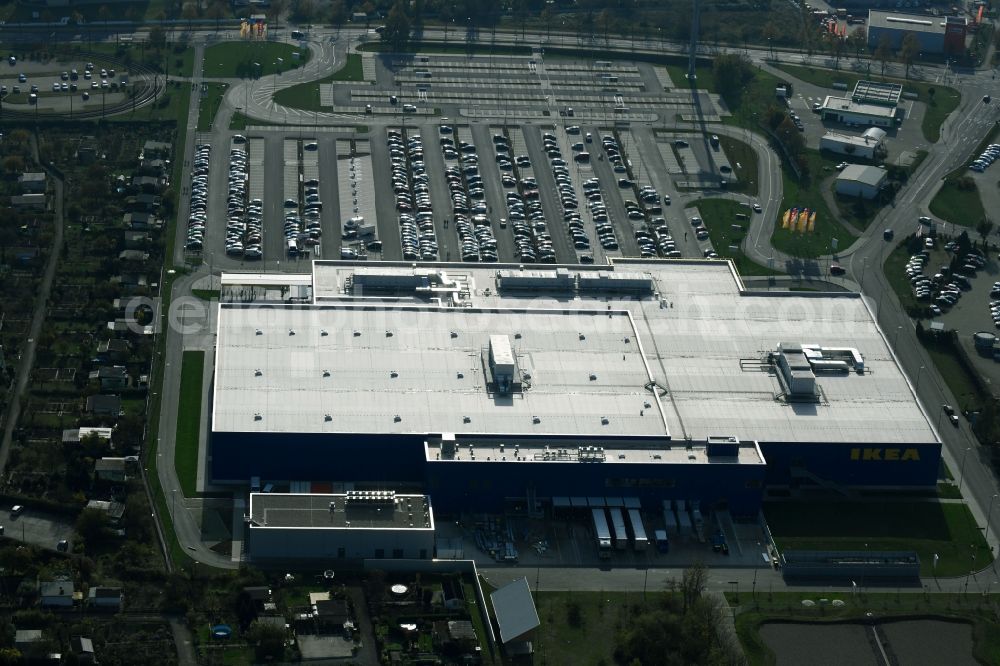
[175,350,205,497]
[109,80,192,123]
[690,198,779,276]
[883,240,923,315]
[533,591,666,665]
[938,482,963,499]
[718,134,759,196]
[922,343,987,413]
[929,178,985,228]
[272,54,363,112]
[770,63,960,143]
[772,150,853,258]
[203,41,310,78]
[831,184,883,232]
[196,82,227,131]
[765,500,992,576]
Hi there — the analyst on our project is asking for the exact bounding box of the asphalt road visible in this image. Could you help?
[317,135,342,260]
[369,128,402,262]
[154,270,237,571]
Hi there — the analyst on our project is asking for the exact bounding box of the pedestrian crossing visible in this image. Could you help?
[361,54,377,81]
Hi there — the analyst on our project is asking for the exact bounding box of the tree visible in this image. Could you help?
[848,26,867,61]
[712,53,755,109]
[598,9,613,46]
[541,6,554,40]
[831,34,846,69]
[149,25,167,52]
[977,218,994,247]
[0,648,21,666]
[900,32,920,79]
[2,155,25,174]
[75,507,109,545]
[246,620,286,662]
[181,1,198,31]
[207,0,228,30]
[381,0,411,51]
[875,34,893,76]
[679,561,707,614]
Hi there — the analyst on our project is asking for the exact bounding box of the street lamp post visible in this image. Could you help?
[959,446,973,492]
[987,494,999,543]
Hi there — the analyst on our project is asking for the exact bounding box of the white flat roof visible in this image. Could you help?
[214,304,669,437]
[821,96,896,119]
[822,132,883,147]
[838,164,888,187]
[213,260,939,446]
[249,492,434,530]
[221,272,313,287]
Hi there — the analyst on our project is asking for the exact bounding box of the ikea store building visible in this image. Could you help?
[211,260,940,555]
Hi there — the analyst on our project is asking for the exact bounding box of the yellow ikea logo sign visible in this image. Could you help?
[850,448,921,462]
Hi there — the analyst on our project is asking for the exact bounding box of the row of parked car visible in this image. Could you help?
[542,131,594,253]
[225,145,262,259]
[969,143,1000,172]
[388,129,438,261]
[440,127,498,262]
[284,157,323,256]
[496,133,557,263]
[905,243,986,317]
[581,177,618,252]
[185,144,211,251]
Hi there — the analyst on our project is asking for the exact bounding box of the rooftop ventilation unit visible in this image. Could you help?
[346,490,397,506]
[484,334,522,396]
[772,342,817,400]
[497,268,575,291]
[578,270,655,294]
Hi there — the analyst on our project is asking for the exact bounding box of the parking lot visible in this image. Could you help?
[1,56,134,113]
[0,505,75,553]
[188,121,711,271]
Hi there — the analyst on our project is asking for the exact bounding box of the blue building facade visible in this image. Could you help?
[758,441,941,488]
[211,433,939,516]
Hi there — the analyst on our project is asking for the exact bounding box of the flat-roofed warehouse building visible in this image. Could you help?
[867,10,968,55]
[210,260,941,517]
